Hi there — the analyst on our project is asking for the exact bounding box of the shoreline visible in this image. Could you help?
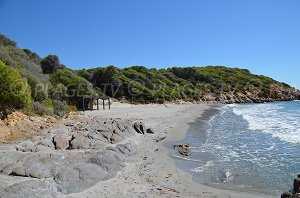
[159,104,274,198]
[65,103,274,198]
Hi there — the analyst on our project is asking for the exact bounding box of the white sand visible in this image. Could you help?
[65,102,273,198]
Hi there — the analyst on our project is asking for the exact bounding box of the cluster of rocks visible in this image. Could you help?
[282,175,300,198]
[173,144,192,156]
[0,115,154,197]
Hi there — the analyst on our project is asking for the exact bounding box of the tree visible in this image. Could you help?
[40,55,60,74]
[0,61,32,113]
[0,34,17,47]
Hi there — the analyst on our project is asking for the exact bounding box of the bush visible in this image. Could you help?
[0,61,32,112]
[0,34,17,47]
[33,101,53,115]
[52,100,69,116]
[40,55,60,74]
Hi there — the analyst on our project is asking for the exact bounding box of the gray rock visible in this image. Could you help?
[88,149,124,173]
[0,176,59,198]
[69,135,92,149]
[173,144,192,156]
[53,134,71,150]
[35,144,54,152]
[54,163,108,194]
[48,127,69,135]
[146,128,154,134]
[11,152,66,179]
[133,121,146,134]
[154,135,166,142]
[16,140,35,152]
[0,151,29,174]
[38,138,55,149]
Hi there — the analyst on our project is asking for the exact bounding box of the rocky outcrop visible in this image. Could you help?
[0,142,137,196]
[0,115,147,197]
[199,85,300,104]
[133,121,146,134]
[282,174,300,198]
[173,144,192,156]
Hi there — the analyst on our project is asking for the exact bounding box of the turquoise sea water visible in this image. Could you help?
[174,101,300,196]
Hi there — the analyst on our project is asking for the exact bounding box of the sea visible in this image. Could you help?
[172,101,300,196]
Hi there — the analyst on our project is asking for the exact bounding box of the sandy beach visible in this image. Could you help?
[64,102,274,198]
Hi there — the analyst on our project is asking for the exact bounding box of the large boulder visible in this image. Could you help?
[69,134,92,150]
[54,163,108,194]
[53,134,71,150]
[10,152,66,179]
[0,175,59,198]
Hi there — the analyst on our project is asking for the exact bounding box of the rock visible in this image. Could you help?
[173,144,192,156]
[0,175,59,198]
[53,134,71,150]
[48,127,69,135]
[281,192,293,198]
[54,163,108,194]
[146,128,154,134]
[38,137,55,149]
[88,142,136,174]
[69,135,92,149]
[10,152,66,179]
[35,144,54,152]
[16,140,35,152]
[133,121,146,134]
[293,193,300,198]
[154,135,166,142]
[294,174,300,193]
[0,151,29,174]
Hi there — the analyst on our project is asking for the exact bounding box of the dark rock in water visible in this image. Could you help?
[173,144,192,156]
[293,193,300,198]
[281,192,293,198]
[294,174,300,193]
[146,128,154,134]
[282,174,300,198]
[216,170,229,182]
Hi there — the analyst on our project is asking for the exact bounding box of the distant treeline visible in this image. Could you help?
[0,34,298,117]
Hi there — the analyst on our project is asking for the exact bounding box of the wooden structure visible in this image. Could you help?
[68,95,111,111]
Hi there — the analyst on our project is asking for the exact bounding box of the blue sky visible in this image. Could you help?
[0,0,299,88]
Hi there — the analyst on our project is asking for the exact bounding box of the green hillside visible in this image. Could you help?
[0,34,298,117]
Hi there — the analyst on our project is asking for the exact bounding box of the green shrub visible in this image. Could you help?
[0,61,32,111]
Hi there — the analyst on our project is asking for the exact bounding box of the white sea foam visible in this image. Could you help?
[231,102,300,144]
[191,161,214,173]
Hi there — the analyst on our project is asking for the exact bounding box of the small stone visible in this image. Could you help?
[146,128,154,134]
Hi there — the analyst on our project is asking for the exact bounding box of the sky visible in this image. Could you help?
[0,0,299,88]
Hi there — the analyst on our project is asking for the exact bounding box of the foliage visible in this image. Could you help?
[0,34,17,47]
[0,34,297,116]
[40,55,61,74]
[0,61,32,111]
[49,68,94,98]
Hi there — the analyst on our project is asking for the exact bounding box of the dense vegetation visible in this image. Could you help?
[0,34,298,117]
